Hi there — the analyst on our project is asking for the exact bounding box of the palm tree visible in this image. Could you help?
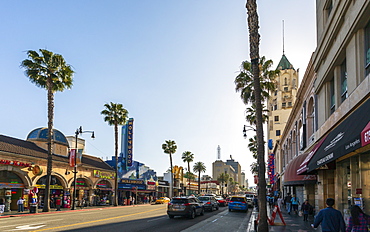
[162,140,177,198]
[193,162,206,195]
[234,56,278,105]
[217,173,229,196]
[101,102,129,206]
[182,151,194,195]
[21,49,74,212]
[245,103,269,126]
[246,0,268,230]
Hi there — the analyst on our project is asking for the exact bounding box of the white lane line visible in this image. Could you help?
[212,219,218,222]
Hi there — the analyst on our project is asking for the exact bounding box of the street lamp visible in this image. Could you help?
[71,126,95,210]
[243,125,256,138]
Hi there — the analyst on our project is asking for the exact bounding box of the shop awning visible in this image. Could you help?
[297,136,327,175]
[284,152,317,185]
[305,98,370,173]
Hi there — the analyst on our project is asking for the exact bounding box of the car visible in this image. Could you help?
[216,196,228,207]
[228,196,248,212]
[245,194,255,208]
[167,196,205,219]
[198,196,219,211]
[155,197,170,204]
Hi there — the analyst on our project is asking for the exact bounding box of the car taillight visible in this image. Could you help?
[206,202,211,204]
[229,201,234,203]
[184,203,190,206]
[168,203,172,206]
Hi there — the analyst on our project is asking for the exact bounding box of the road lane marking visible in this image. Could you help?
[147,216,166,222]
[13,225,46,230]
[211,219,218,222]
[30,206,166,232]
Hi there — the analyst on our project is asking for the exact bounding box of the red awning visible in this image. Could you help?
[284,152,317,185]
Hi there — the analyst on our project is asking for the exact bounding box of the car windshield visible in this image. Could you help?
[198,197,210,201]
[171,199,188,204]
[231,197,246,202]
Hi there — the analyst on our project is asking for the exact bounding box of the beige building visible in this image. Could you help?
[212,160,236,194]
[277,0,370,217]
[267,54,299,150]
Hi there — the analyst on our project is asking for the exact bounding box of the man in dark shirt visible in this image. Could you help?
[312,198,345,232]
[284,193,292,214]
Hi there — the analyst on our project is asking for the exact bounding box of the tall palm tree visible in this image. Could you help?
[235,56,278,105]
[21,49,74,212]
[101,102,129,206]
[162,140,177,198]
[193,162,206,195]
[246,0,268,230]
[182,151,194,195]
[245,103,269,126]
[217,173,229,196]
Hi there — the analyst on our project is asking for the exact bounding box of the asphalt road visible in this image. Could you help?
[0,204,250,232]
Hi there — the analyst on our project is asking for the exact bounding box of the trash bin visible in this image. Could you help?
[30,204,37,213]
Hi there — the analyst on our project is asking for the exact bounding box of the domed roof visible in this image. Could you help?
[27,127,69,146]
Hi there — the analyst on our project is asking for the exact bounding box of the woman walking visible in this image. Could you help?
[346,205,370,232]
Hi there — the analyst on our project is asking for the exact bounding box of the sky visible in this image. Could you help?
[0,0,316,186]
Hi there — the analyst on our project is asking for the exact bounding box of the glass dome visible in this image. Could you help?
[27,127,69,146]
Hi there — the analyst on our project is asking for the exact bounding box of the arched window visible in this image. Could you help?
[307,97,315,141]
[284,78,287,85]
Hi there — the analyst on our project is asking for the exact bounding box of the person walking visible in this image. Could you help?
[301,200,312,221]
[277,196,283,210]
[284,193,292,214]
[0,199,5,216]
[55,196,62,211]
[291,194,300,215]
[17,197,25,212]
[312,198,345,232]
[346,205,370,232]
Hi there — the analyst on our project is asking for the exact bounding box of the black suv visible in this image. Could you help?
[167,196,205,219]
[198,196,219,211]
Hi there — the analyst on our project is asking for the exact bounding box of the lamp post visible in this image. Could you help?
[243,125,256,138]
[71,126,94,210]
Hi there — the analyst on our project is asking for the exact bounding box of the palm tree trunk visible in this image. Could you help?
[246,0,268,231]
[43,79,53,212]
[169,154,173,198]
[198,171,201,194]
[114,123,118,206]
[187,162,190,195]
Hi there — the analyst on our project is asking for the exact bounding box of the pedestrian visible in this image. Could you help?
[277,195,283,210]
[55,197,62,211]
[0,198,5,216]
[284,193,292,214]
[17,197,25,212]
[301,200,312,221]
[312,198,345,232]
[346,205,370,232]
[291,194,300,215]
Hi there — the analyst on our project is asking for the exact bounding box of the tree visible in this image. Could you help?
[162,140,177,198]
[101,102,129,206]
[193,162,206,195]
[21,49,74,212]
[182,151,194,195]
[234,56,278,105]
[217,173,229,196]
[245,103,269,126]
[246,0,268,230]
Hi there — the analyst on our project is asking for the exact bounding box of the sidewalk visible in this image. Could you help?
[247,205,319,232]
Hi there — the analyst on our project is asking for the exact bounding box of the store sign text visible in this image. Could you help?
[0,159,32,167]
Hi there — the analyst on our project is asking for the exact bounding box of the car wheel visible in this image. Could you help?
[189,209,196,219]
[200,208,204,216]
[210,206,213,212]
[228,208,231,212]
[169,215,174,219]
[216,205,219,210]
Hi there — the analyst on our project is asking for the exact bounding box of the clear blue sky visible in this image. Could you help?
[0,0,315,186]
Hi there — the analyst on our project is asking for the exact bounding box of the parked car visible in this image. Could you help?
[155,197,170,204]
[245,194,255,208]
[216,196,228,207]
[228,196,248,212]
[198,196,219,211]
[167,196,205,219]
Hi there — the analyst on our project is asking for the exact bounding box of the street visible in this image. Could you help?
[0,204,251,232]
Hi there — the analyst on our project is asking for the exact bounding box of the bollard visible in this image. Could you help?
[254,219,258,231]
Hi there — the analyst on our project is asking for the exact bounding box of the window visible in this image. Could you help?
[276,130,281,136]
[288,102,292,107]
[274,90,277,96]
[284,87,288,92]
[274,105,277,110]
[282,102,286,108]
[330,78,335,114]
[325,0,333,19]
[292,79,296,88]
[274,116,279,122]
[340,60,347,103]
[365,21,370,77]
[284,78,287,85]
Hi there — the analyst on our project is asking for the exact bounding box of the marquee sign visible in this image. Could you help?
[0,159,32,167]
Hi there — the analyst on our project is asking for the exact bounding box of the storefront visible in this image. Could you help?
[157,180,169,197]
[300,98,370,213]
[93,179,113,205]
